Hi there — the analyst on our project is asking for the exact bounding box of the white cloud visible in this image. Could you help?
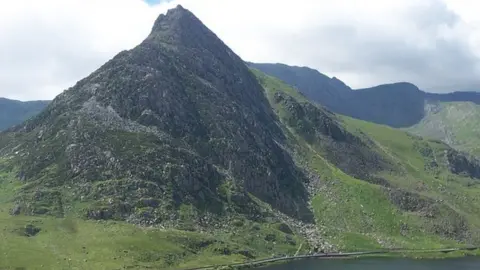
[1,0,480,100]
[177,0,480,92]
[0,0,174,100]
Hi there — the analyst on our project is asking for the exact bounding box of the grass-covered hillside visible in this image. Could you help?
[0,169,308,269]
[407,101,480,156]
[253,69,480,252]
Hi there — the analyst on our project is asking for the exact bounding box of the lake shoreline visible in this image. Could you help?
[183,246,480,270]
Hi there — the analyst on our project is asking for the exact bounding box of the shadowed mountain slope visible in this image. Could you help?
[0,98,49,131]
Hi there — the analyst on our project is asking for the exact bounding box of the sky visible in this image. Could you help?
[1,0,480,100]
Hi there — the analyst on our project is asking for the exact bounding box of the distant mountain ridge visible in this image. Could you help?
[0,98,49,131]
[249,63,480,128]
[246,62,351,112]
[249,62,480,154]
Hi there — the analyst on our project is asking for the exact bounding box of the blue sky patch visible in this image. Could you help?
[144,0,163,5]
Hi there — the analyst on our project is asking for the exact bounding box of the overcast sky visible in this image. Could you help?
[1,0,480,100]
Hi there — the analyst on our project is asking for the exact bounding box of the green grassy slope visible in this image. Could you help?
[407,101,480,156]
[0,167,308,269]
[253,69,480,252]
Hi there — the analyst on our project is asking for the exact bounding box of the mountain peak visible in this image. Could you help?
[174,4,186,10]
[357,81,421,93]
[148,5,211,47]
[152,4,193,28]
[330,76,352,91]
[3,5,312,224]
[391,81,419,89]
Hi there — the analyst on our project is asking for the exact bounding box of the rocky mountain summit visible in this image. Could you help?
[1,5,312,226]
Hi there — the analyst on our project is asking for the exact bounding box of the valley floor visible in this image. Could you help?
[0,210,478,270]
[0,205,308,269]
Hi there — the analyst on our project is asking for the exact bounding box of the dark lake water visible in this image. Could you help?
[259,257,480,270]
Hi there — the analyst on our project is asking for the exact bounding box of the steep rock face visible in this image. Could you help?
[271,91,393,182]
[385,188,468,241]
[2,5,312,224]
[446,149,480,179]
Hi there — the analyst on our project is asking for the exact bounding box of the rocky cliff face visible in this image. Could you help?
[1,5,312,225]
[271,91,393,181]
[446,149,480,179]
